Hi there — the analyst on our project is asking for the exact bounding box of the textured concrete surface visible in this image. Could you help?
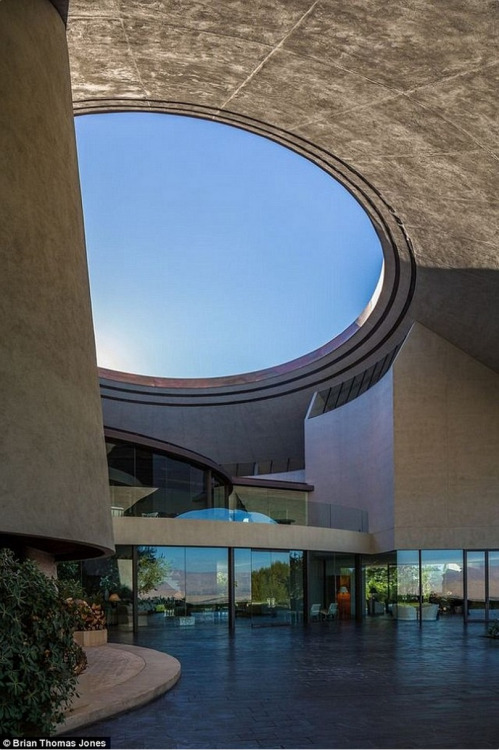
[305,373,394,547]
[64,0,498,474]
[66,0,499,376]
[393,323,499,550]
[112,515,374,555]
[56,643,181,735]
[0,0,113,559]
[60,620,499,748]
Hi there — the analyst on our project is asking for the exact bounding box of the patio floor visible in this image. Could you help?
[60,617,499,749]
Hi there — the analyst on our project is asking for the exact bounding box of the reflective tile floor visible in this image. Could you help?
[62,618,499,749]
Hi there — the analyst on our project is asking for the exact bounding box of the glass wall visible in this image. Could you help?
[231,484,368,531]
[393,549,419,604]
[185,547,229,622]
[364,552,396,616]
[363,550,499,622]
[62,546,499,632]
[466,551,486,620]
[79,545,134,630]
[107,440,229,518]
[421,549,463,614]
[308,552,357,619]
[231,486,307,525]
[234,548,252,616]
[234,549,304,626]
[72,546,304,630]
[134,546,230,624]
[489,551,499,616]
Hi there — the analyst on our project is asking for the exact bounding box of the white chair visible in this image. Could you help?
[310,603,322,621]
[324,602,338,620]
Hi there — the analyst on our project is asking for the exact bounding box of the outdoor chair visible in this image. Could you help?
[323,602,338,620]
[310,603,322,621]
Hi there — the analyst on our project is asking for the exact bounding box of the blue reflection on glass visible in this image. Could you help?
[177,508,277,524]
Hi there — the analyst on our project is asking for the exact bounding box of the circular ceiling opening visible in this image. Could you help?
[75,113,383,379]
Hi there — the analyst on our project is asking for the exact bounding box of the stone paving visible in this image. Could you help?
[61,618,499,749]
[57,643,180,734]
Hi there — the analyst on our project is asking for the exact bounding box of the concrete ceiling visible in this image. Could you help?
[66,0,499,374]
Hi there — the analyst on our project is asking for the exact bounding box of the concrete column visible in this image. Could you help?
[0,0,113,559]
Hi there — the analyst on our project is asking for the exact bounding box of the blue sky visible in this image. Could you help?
[75,113,382,378]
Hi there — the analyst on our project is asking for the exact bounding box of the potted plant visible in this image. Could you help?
[56,576,108,647]
[68,598,108,647]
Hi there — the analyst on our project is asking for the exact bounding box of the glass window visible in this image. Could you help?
[231,485,307,525]
[250,550,291,625]
[185,547,229,623]
[133,546,230,625]
[250,550,273,623]
[308,552,357,619]
[290,551,304,624]
[234,549,304,627]
[391,550,419,618]
[80,545,134,630]
[364,552,396,616]
[489,551,499,615]
[106,440,230,518]
[327,554,355,619]
[421,550,463,616]
[466,551,486,620]
[234,548,252,619]
[164,547,187,618]
[212,475,227,508]
[136,545,176,621]
[149,456,207,518]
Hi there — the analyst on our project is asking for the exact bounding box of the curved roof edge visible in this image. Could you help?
[0,531,114,563]
[90,103,416,406]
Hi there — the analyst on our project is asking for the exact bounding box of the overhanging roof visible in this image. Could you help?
[66,0,498,377]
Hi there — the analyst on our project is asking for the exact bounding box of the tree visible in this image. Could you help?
[365,566,389,602]
[137,547,171,595]
[251,560,290,605]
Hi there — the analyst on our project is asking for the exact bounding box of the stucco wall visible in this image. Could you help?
[393,323,499,549]
[101,390,310,468]
[113,517,374,555]
[304,374,395,550]
[0,0,113,558]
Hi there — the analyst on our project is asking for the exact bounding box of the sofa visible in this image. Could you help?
[421,603,439,620]
[392,604,418,620]
[392,603,439,620]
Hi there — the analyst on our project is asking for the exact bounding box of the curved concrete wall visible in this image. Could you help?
[0,0,113,559]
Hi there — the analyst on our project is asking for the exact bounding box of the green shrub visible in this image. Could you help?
[487,619,499,639]
[56,575,87,603]
[0,548,86,736]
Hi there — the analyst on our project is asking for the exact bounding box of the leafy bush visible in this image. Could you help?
[487,619,499,638]
[56,575,87,603]
[0,548,86,735]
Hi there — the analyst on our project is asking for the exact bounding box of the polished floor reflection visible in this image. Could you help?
[63,619,499,749]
